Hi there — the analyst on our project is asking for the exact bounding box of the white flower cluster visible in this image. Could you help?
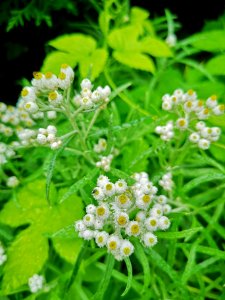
[0,243,7,265]
[7,176,19,188]
[0,142,15,165]
[28,274,44,293]
[155,89,224,149]
[96,154,113,172]
[75,172,172,261]
[36,125,62,150]
[159,172,173,191]
[21,64,74,114]
[94,138,107,153]
[165,33,177,47]
[73,78,111,109]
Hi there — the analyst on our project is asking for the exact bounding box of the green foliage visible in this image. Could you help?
[0,181,83,294]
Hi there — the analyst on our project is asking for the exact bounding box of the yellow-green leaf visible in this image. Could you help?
[79,48,108,80]
[140,36,173,57]
[41,51,77,74]
[49,34,96,56]
[2,227,49,294]
[113,51,155,73]
[108,25,140,51]
[206,54,225,75]
[189,30,225,52]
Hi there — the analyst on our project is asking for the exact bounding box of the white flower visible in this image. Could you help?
[86,204,96,214]
[95,231,109,247]
[81,78,92,90]
[163,204,172,214]
[107,235,121,253]
[81,229,95,240]
[50,140,62,150]
[136,194,153,210]
[196,121,206,131]
[80,96,93,109]
[206,95,218,108]
[126,221,141,236]
[48,91,63,106]
[162,100,172,111]
[28,274,44,293]
[165,33,177,47]
[157,195,168,205]
[96,204,110,220]
[24,101,39,114]
[75,220,86,232]
[150,204,164,218]
[7,176,19,188]
[21,87,36,102]
[158,216,171,230]
[198,139,210,150]
[145,217,158,231]
[197,108,210,120]
[94,219,104,230]
[47,125,57,135]
[43,72,58,90]
[115,193,132,209]
[115,179,128,194]
[47,111,57,119]
[94,138,107,153]
[120,240,134,257]
[115,212,129,227]
[176,118,188,130]
[92,187,105,201]
[135,211,147,222]
[189,132,200,143]
[83,214,95,226]
[97,175,109,188]
[143,232,158,247]
[213,104,224,116]
[37,134,47,145]
[102,182,115,197]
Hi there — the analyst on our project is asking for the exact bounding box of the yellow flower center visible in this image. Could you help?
[58,72,66,80]
[21,89,29,97]
[131,224,140,234]
[117,216,127,226]
[186,101,192,108]
[97,207,105,216]
[49,92,57,100]
[118,194,128,204]
[98,236,103,243]
[203,108,209,115]
[179,119,186,126]
[149,237,155,244]
[33,72,42,80]
[142,195,151,203]
[45,72,53,79]
[150,219,157,226]
[106,184,112,191]
[61,63,68,69]
[109,241,117,250]
[123,247,131,255]
[187,89,194,95]
[211,95,217,100]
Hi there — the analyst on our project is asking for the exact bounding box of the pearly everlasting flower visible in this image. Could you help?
[7,176,19,188]
[24,101,39,114]
[120,240,134,257]
[95,231,109,247]
[75,172,173,260]
[96,154,114,172]
[0,243,7,265]
[159,172,174,191]
[155,89,224,149]
[48,91,63,106]
[165,33,177,47]
[143,232,158,247]
[81,78,92,90]
[198,139,210,150]
[47,111,57,120]
[28,274,44,293]
[94,138,107,153]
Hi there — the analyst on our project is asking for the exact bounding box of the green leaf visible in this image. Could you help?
[113,51,155,73]
[134,241,151,293]
[41,51,77,74]
[52,238,82,265]
[59,169,98,204]
[92,254,115,300]
[183,172,225,193]
[206,54,225,75]
[121,257,133,296]
[130,6,149,23]
[0,180,51,227]
[79,48,108,80]
[189,30,225,52]
[2,227,48,294]
[156,227,203,239]
[140,37,173,57]
[181,243,197,284]
[49,34,96,56]
[108,25,140,51]
[122,138,149,172]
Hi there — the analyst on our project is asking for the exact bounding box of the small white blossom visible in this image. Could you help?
[7,176,19,188]
[28,274,44,293]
